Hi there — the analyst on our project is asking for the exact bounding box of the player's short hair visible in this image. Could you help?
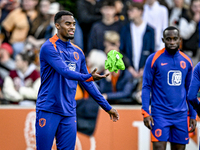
[104,31,120,44]
[54,10,73,24]
[163,26,180,36]
[127,1,144,11]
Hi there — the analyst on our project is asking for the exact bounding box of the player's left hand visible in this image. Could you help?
[91,68,109,81]
[189,118,197,133]
[107,108,119,122]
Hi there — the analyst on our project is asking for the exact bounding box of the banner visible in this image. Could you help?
[0,106,199,150]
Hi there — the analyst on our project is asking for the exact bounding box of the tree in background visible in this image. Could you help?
[57,0,77,17]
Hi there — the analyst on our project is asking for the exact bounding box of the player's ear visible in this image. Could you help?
[162,38,164,43]
[55,23,60,30]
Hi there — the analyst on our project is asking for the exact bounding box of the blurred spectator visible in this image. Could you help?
[120,2,154,79]
[104,30,130,68]
[0,0,20,24]
[169,0,188,27]
[1,0,39,58]
[45,2,84,49]
[75,49,106,136]
[88,0,123,53]
[0,42,15,104]
[143,0,168,51]
[158,0,170,9]
[0,43,15,80]
[179,0,200,65]
[114,0,127,23]
[165,0,192,9]
[26,0,51,51]
[86,49,107,73]
[93,30,136,104]
[44,2,60,39]
[104,31,121,54]
[77,0,102,52]
[2,51,40,106]
[120,2,155,104]
[100,67,135,104]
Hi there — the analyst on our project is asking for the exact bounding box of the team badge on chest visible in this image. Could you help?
[180,61,186,69]
[73,52,79,60]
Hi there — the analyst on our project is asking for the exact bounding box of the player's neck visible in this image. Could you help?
[57,34,69,42]
[165,47,179,55]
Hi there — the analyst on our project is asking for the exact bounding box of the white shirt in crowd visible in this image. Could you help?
[130,21,146,71]
[143,1,168,51]
[169,7,182,27]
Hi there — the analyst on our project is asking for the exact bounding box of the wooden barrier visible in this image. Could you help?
[0,105,199,150]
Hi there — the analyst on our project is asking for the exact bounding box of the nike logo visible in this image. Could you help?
[185,138,189,140]
[161,63,168,66]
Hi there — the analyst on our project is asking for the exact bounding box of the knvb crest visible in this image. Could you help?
[167,70,182,86]
[73,52,79,60]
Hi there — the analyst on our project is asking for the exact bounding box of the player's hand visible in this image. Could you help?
[91,68,109,81]
[189,118,197,133]
[107,108,119,122]
[143,116,154,130]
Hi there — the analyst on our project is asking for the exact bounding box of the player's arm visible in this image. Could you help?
[141,54,155,129]
[185,61,197,119]
[187,62,200,116]
[41,43,92,81]
[185,61,197,132]
[79,56,119,122]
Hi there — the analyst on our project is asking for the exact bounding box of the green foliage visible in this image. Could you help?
[57,0,77,17]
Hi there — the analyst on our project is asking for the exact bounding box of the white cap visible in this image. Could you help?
[48,2,60,15]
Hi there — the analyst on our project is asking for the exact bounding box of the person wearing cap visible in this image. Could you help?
[0,42,15,79]
[1,0,39,58]
[0,42,15,103]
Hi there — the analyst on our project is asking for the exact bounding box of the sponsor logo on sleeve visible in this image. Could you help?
[65,61,76,71]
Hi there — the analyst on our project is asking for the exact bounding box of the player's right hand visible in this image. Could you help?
[91,68,109,81]
[143,116,154,130]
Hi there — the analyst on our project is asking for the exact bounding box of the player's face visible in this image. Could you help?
[56,15,76,41]
[162,29,181,51]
